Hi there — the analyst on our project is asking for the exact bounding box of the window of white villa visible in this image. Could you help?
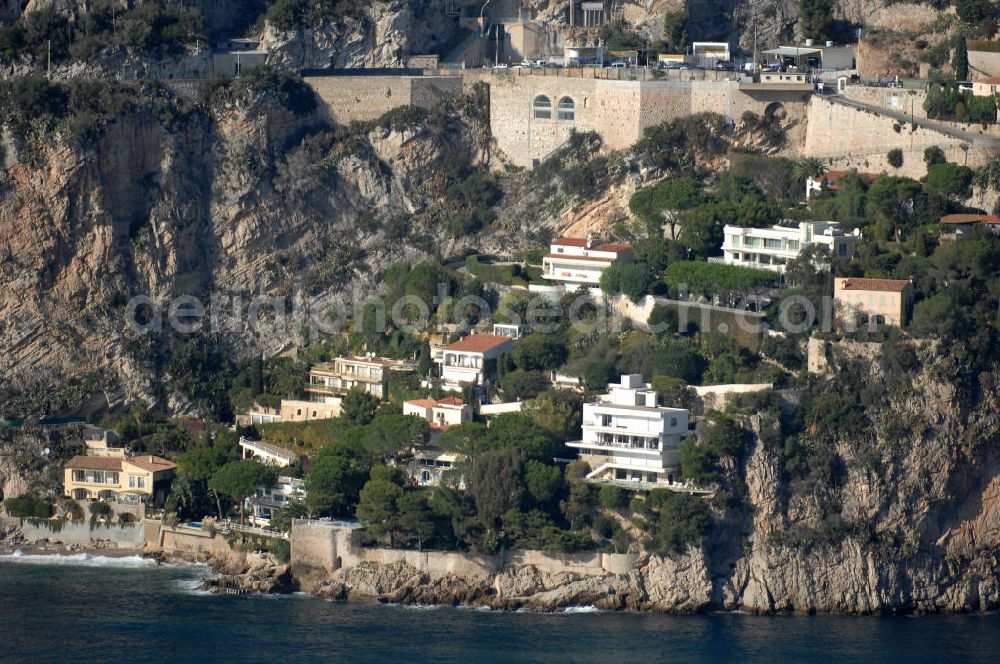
[557,96,575,121]
[533,95,551,119]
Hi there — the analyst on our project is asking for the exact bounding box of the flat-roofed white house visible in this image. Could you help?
[720,221,860,273]
[403,396,473,429]
[542,235,634,288]
[248,476,305,528]
[436,334,515,389]
[239,437,297,468]
[567,374,691,487]
[306,355,393,400]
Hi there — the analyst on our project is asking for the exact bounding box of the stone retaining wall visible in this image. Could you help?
[290,521,637,580]
[303,75,464,125]
[18,519,145,547]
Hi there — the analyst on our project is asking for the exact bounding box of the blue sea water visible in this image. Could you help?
[1,552,998,664]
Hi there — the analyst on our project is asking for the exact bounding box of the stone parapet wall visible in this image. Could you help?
[842,86,929,120]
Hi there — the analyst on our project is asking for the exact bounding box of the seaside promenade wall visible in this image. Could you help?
[291,521,636,580]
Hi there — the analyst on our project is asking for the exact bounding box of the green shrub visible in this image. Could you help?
[4,494,51,519]
[598,485,630,510]
[887,149,903,169]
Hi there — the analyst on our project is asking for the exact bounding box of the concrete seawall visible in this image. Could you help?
[291,521,637,581]
[16,519,145,547]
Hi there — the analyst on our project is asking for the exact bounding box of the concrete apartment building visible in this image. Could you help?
[542,235,634,288]
[437,334,515,389]
[64,452,176,506]
[567,374,691,487]
[403,397,473,430]
[834,277,914,326]
[720,221,861,272]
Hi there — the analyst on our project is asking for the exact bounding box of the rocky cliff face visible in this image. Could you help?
[0,78,499,418]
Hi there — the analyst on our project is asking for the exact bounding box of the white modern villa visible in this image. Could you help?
[720,221,860,273]
[541,235,634,288]
[247,476,305,528]
[566,374,691,487]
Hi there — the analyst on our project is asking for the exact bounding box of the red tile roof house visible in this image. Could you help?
[435,334,515,390]
[402,397,473,429]
[805,170,880,201]
[939,213,1000,241]
[833,277,914,327]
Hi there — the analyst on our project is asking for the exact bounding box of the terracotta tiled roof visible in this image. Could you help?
[406,398,438,409]
[126,455,177,473]
[65,456,123,471]
[824,170,879,187]
[836,277,911,293]
[976,76,1000,84]
[551,237,631,253]
[941,213,1000,225]
[446,334,513,353]
[552,237,589,247]
[595,242,632,252]
[436,397,465,406]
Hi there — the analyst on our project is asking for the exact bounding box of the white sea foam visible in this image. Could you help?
[562,605,602,614]
[173,576,217,596]
[0,550,158,568]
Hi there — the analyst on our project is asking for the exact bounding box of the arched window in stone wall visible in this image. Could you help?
[533,95,551,119]
[557,96,575,121]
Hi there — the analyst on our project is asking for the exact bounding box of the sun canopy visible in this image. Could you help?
[762,46,822,58]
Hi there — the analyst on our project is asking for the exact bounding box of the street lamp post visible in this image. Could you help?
[480,0,491,36]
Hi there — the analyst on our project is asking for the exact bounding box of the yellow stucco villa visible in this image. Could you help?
[63,453,176,506]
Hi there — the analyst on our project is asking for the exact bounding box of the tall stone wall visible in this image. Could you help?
[969,50,1000,78]
[303,75,463,125]
[488,76,811,168]
[802,96,989,178]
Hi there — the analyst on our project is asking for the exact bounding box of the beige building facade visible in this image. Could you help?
[403,397,473,429]
[834,277,914,326]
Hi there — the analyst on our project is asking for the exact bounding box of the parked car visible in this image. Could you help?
[608,61,627,69]
[492,63,508,70]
